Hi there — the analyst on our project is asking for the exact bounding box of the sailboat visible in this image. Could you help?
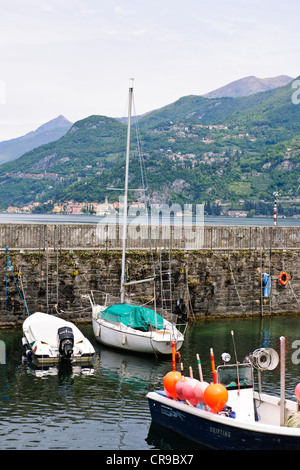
[90,84,185,355]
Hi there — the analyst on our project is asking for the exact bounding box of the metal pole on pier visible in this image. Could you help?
[273,200,277,227]
[280,336,286,426]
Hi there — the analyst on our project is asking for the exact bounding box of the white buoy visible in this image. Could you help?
[274,200,277,226]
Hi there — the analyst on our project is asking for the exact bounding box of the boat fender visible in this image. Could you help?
[96,325,101,337]
[22,337,32,361]
[278,271,289,286]
[26,349,33,362]
[22,337,29,350]
[122,334,127,345]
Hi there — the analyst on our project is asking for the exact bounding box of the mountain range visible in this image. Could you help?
[0,115,72,164]
[0,75,294,164]
[0,74,299,216]
[203,75,293,98]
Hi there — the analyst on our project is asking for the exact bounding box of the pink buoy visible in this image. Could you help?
[194,381,209,404]
[295,383,300,401]
[182,378,199,406]
[175,377,187,400]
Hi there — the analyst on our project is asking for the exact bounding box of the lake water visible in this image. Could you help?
[0,212,299,226]
[0,211,299,451]
[1,315,300,451]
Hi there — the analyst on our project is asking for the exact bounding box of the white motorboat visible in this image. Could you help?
[90,83,185,355]
[22,311,95,365]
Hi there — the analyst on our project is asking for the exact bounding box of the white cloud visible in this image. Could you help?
[0,0,299,140]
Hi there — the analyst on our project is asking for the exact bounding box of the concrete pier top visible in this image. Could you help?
[0,223,299,251]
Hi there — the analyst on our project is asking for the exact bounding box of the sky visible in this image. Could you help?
[0,0,299,141]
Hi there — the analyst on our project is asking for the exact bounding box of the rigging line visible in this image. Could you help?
[132,98,149,202]
[288,282,300,307]
[5,247,31,316]
[18,268,28,310]
[5,251,9,315]
[132,95,156,278]
[228,256,246,316]
[132,96,150,194]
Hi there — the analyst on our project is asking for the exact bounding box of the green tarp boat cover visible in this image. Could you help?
[101,303,164,331]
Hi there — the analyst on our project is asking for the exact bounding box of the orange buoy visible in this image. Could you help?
[278,271,289,286]
[204,383,228,413]
[163,371,182,399]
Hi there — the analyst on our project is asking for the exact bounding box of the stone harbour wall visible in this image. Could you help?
[0,241,299,327]
[0,223,299,251]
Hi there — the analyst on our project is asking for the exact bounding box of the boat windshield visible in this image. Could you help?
[217,364,253,390]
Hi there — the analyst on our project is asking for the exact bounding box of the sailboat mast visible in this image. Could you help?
[120,84,133,303]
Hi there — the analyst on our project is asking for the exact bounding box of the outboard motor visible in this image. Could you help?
[58,326,74,360]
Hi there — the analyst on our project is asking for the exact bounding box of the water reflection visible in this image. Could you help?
[146,422,201,451]
[23,361,95,379]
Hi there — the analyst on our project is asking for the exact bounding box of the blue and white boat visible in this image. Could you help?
[147,336,300,450]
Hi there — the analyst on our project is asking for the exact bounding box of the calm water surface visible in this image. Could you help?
[1,316,300,450]
[0,212,299,226]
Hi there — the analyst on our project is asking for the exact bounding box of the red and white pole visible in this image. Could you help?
[274,201,277,226]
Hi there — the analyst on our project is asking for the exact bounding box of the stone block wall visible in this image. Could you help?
[0,248,299,327]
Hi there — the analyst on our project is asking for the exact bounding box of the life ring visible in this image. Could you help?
[278,272,289,286]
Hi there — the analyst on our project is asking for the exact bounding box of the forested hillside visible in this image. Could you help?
[0,77,299,216]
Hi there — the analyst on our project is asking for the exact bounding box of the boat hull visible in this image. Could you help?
[92,317,183,355]
[147,391,300,450]
[25,354,95,366]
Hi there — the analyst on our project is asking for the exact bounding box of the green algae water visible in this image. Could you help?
[1,316,300,450]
